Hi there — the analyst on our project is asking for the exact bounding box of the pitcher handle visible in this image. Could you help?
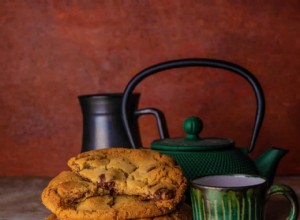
[265,185,299,220]
[134,108,169,146]
[122,58,265,152]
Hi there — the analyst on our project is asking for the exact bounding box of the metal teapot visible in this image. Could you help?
[121,58,288,185]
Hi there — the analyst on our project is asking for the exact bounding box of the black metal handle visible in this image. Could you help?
[134,108,169,144]
[122,58,265,152]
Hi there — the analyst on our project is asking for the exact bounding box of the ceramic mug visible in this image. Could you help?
[190,174,299,220]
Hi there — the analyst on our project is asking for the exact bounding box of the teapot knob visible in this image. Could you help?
[183,116,203,140]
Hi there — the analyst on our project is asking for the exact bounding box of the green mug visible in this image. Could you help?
[190,174,299,220]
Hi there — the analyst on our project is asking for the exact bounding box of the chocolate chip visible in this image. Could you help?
[146,166,157,172]
[83,163,94,169]
[97,174,115,191]
[138,194,150,201]
[153,188,175,201]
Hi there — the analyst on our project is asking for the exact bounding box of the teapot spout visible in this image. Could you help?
[254,147,288,184]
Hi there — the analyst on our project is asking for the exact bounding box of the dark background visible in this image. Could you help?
[1,0,299,176]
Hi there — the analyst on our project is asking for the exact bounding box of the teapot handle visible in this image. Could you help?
[122,58,265,152]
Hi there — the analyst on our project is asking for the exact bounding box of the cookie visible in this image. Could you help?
[41,171,98,215]
[140,203,193,220]
[42,148,187,219]
[67,148,187,209]
[42,171,173,219]
[45,203,192,220]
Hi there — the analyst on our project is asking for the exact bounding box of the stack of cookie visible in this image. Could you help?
[42,148,192,219]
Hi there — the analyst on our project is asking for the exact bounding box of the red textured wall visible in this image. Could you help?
[1,0,300,176]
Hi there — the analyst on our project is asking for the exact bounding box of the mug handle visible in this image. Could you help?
[265,185,299,220]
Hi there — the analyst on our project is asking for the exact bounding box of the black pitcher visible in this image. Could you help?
[78,93,166,152]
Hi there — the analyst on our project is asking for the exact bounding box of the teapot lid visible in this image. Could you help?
[151,116,234,151]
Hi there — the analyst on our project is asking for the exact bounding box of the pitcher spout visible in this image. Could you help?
[254,147,288,184]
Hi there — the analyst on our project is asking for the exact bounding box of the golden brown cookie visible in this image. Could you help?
[45,214,57,220]
[41,171,99,215]
[145,203,193,220]
[42,171,172,219]
[45,203,192,220]
[42,148,187,220]
[67,148,187,209]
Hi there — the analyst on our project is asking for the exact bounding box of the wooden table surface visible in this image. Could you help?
[0,176,299,220]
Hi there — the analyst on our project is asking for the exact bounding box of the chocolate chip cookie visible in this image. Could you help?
[45,202,192,220]
[42,148,187,219]
[67,148,187,209]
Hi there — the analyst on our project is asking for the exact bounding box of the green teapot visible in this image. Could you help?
[121,58,288,185]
